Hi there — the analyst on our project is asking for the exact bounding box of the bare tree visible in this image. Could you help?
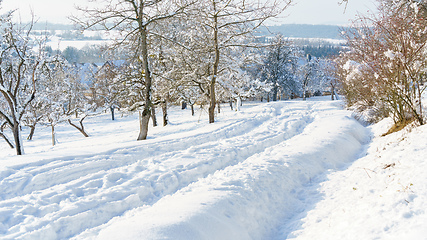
[93,60,123,120]
[322,59,340,100]
[0,13,49,155]
[73,0,195,140]
[188,0,292,123]
[300,54,318,101]
[22,98,45,140]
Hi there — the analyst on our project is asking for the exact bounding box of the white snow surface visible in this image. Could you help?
[0,97,426,239]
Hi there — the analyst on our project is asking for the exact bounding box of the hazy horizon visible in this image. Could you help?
[1,0,377,26]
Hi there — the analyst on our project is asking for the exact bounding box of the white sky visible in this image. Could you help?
[1,0,86,24]
[1,0,378,26]
[281,0,378,25]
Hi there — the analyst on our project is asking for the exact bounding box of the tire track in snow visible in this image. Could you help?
[92,101,369,240]
[0,107,268,200]
[0,101,315,239]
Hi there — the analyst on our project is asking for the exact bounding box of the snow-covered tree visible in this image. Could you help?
[0,112,14,148]
[187,0,292,123]
[298,54,319,101]
[74,0,196,140]
[314,58,340,100]
[21,91,47,141]
[62,62,95,137]
[93,60,124,120]
[0,13,49,155]
[215,46,269,108]
[151,17,211,116]
[41,65,68,146]
[258,35,299,101]
[37,58,95,145]
[150,39,180,126]
[62,46,80,63]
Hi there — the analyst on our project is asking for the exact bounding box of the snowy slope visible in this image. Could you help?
[280,118,427,240]
[0,97,425,240]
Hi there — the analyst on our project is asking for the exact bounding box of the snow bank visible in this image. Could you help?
[281,118,427,240]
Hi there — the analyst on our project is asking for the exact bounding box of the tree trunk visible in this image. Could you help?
[138,110,150,140]
[12,122,23,155]
[236,98,241,111]
[272,85,278,101]
[331,84,335,101]
[68,118,89,137]
[209,85,216,123]
[303,80,308,101]
[110,106,115,120]
[151,106,157,127]
[417,85,424,125]
[27,125,36,140]
[209,8,219,124]
[229,99,233,110]
[217,101,221,114]
[162,100,168,126]
[51,124,56,146]
[137,25,152,140]
[191,104,195,116]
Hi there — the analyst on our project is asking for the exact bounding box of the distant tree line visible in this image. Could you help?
[258,24,342,39]
[59,45,110,63]
[302,44,343,58]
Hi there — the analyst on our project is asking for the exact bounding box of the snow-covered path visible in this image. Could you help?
[0,98,369,239]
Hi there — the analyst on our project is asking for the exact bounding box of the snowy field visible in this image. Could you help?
[0,97,426,239]
[46,37,112,51]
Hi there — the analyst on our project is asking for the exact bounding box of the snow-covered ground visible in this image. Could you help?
[280,117,427,240]
[0,97,426,239]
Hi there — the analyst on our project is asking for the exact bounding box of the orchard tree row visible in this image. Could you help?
[1,0,339,155]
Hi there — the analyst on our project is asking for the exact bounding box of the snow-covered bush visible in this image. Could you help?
[337,2,427,126]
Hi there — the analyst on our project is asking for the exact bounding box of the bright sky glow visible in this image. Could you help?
[281,0,377,25]
[1,0,377,26]
[1,0,86,24]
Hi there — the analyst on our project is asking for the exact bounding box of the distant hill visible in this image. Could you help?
[258,24,343,40]
[29,22,344,41]
[32,22,75,31]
